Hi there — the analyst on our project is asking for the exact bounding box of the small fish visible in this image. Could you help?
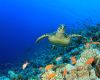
[92,42,100,44]
[85,57,94,65]
[39,67,44,71]
[85,43,91,48]
[56,56,62,61]
[63,68,67,76]
[47,73,56,80]
[85,41,100,48]
[70,56,77,64]
[22,61,29,70]
[85,37,100,48]
[45,64,54,71]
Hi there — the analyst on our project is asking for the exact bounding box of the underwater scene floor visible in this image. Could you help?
[0,24,100,80]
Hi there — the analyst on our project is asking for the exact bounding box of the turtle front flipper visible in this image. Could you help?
[36,34,49,43]
[69,34,88,43]
[70,34,88,40]
[69,34,82,38]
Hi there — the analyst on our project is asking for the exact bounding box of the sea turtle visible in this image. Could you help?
[36,24,83,48]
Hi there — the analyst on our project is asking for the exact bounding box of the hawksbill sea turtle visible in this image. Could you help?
[36,24,83,49]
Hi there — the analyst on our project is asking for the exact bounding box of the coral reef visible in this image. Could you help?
[40,47,100,80]
[0,23,100,80]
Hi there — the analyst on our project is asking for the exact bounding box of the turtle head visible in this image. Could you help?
[57,24,65,34]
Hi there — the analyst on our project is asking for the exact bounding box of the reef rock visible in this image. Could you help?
[0,76,10,80]
[8,70,18,79]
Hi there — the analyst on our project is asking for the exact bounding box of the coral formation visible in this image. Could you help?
[40,47,100,80]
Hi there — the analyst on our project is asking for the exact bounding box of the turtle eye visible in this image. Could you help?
[58,27,61,30]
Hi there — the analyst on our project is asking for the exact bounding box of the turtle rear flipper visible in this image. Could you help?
[36,34,49,43]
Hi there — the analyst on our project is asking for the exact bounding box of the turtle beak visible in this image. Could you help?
[62,26,64,30]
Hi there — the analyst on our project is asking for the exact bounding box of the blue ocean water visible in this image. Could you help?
[0,0,100,77]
